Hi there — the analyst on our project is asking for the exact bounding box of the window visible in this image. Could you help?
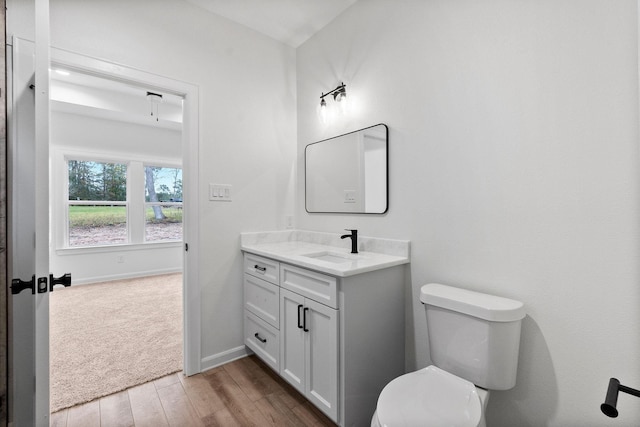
[67,160,128,247]
[144,166,183,242]
[63,158,183,248]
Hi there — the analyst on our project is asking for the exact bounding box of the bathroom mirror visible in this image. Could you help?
[305,123,388,214]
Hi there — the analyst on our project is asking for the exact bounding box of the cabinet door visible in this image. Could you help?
[280,288,306,394]
[305,298,339,421]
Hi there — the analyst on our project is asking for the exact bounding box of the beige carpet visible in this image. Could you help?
[50,273,183,412]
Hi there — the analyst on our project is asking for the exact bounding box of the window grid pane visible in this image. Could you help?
[67,159,128,247]
[144,166,183,242]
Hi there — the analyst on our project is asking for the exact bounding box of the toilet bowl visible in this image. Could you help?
[371,366,489,427]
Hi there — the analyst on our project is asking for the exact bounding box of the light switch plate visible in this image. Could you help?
[209,184,232,201]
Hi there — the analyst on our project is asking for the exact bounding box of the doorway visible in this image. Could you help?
[48,66,186,411]
[49,46,201,380]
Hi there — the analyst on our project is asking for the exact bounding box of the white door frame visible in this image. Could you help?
[49,47,202,376]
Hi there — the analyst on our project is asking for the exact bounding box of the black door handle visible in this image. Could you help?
[49,273,72,292]
[254,332,267,343]
[303,307,309,332]
[297,304,303,329]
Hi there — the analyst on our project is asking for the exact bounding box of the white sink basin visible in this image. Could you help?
[302,251,361,264]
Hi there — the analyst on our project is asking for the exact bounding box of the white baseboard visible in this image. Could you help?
[71,268,182,286]
[200,345,250,373]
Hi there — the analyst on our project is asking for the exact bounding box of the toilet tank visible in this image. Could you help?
[420,283,526,391]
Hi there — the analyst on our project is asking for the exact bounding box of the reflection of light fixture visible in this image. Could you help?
[319,82,347,123]
[54,69,70,76]
[146,91,163,122]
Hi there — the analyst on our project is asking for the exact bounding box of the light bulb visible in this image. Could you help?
[338,93,348,114]
[320,98,327,124]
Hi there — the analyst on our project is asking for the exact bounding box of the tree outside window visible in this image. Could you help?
[144,166,183,242]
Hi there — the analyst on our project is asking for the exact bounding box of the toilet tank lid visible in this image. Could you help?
[420,283,526,322]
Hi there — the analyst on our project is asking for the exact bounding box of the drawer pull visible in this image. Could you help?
[254,332,267,343]
[303,307,309,332]
[297,304,304,329]
[254,265,267,273]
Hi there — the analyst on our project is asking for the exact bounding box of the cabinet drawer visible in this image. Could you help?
[245,310,279,371]
[244,274,279,328]
[280,263,338,309]
[244,253,280,284]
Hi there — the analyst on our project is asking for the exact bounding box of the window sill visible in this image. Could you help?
[55,241,183,256]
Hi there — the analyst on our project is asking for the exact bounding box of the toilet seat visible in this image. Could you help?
[375,365,482,427]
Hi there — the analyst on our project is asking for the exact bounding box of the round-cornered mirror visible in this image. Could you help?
[305,123,388,214]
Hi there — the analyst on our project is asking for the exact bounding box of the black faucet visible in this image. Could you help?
[340,229,358,254]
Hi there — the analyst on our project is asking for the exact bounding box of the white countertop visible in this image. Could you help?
[240,230,410,277]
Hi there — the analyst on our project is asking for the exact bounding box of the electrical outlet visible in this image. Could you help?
[117,255,124,264]
[344,190,356,203]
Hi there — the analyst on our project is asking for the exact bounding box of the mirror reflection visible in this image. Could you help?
[305,124,388,214]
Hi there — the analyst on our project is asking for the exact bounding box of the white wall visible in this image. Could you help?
[8,0,297,369]
[297,1,640,426]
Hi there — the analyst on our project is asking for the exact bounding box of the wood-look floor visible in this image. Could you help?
[50,355,337,427]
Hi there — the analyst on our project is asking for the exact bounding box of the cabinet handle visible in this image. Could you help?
[254,265,267,273]
[254,332,267,343]
[297,304,304,329]
[303,307,309,332]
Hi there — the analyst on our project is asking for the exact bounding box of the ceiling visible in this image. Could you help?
[183,0,358,47]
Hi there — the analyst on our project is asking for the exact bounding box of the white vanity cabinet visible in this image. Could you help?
[242,250,406,427]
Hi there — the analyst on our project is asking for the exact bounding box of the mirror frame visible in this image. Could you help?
[305,123,389,214]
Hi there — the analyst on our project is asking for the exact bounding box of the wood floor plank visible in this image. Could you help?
[254,393,303,427]
[154,373,180,390]
[201,408,244,427]
[100,390,134,427]
[204,369,268,426]
[128,381,169,427]
[201,365,225,377]
[291,402,336,427]
[223,356,284,402]
[50,409,68,427]
[247,356,307,408]
[178,372,226,418]
[156,381,204,427]
[66,400,100,427]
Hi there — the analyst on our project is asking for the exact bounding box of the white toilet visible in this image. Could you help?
[372,283,526,427]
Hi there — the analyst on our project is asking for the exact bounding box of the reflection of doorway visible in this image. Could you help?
[48,67,186,410]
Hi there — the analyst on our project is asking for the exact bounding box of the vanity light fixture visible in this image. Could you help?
[319,82,347,123]
[146,91,163,122]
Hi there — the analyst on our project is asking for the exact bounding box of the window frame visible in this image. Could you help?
[57,149,182,251]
